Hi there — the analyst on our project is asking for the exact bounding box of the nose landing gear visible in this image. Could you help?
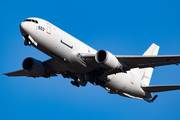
[24,39,32,46]
[23,35,32,46]
[23,35,37,46]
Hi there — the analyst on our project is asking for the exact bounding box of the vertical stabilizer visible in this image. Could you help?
[142,43,159,86]
[131,43,160,86]
[143,43,159,56]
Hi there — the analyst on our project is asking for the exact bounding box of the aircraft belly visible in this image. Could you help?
[106,72,146,97]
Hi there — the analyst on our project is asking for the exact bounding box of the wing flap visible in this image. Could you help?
[142,85,180,92]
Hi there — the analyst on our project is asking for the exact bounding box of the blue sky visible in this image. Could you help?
[1,0,180,119]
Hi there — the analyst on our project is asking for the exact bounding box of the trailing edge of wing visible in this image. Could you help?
[142,85,180,92]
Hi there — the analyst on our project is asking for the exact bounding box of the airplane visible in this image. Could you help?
[4,17,180,103]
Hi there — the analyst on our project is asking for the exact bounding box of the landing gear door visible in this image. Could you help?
[46,23,51,34]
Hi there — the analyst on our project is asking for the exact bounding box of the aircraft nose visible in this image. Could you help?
[20,22,29,36]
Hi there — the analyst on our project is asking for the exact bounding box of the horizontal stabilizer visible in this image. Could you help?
[142,85,180,92]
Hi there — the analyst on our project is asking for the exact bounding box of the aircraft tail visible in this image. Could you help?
[131,43,160,86]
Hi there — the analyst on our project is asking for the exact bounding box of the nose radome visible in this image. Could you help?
[20,22,29,36]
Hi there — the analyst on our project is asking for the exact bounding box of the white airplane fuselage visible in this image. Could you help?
[20,18,151,100]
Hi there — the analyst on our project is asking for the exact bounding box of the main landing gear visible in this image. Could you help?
[95,80,105,87]
[86,69,107,87]
[61,72,80,87]
[68,74,80,87]
[65,71,106,87]
[71,81,80,87]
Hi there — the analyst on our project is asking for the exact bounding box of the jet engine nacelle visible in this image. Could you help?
[95,50,123,71]
[22,57,45,77]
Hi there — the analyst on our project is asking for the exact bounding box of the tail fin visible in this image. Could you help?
[143,43,159,56]
[131,43,160,86]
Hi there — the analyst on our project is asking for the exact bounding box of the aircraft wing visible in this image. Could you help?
[116,55,180,70]
[3,70,29,76]
[82,54,180,71]
[4,69,57,77]
[4,58,61,77]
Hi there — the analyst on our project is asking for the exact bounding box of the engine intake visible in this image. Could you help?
[95,50,123,71]
[23,57,45,77]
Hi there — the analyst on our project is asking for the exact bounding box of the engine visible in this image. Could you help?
[95,50,123,71]
[22,57,45,77]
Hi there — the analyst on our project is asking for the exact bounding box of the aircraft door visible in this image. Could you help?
[46,23,51,34]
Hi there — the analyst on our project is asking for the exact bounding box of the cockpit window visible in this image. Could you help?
[24,19,38,24]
